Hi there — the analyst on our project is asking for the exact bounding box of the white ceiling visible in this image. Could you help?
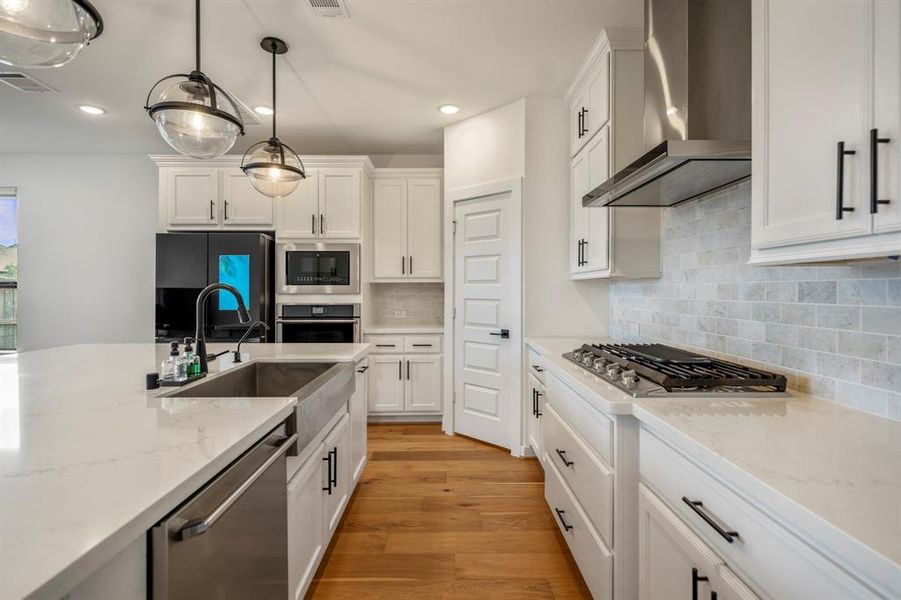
[0,0,642,156]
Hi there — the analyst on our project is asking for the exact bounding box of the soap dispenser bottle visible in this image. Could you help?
[161,341,180,381]
[183,338,200,377]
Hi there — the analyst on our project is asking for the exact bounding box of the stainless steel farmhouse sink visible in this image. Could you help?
[166,361,355,452]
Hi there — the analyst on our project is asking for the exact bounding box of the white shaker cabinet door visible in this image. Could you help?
[367,354,405,413]
[584,125,610,273]
[404,354,442,412]
[220,169,274,227]
[585,51,610,138]
[278,170,319,239]
[752,0,871,248]
[372,179,407,278]
[287,447,325,600]
[406,179,443,279]
[323,414,350,537]
[873,0,901,234]
[319,170,361,239]
[167,167,219,226]
[570,151,590,275]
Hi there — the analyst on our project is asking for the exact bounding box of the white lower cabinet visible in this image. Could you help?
[323,414,350,536]
[366,334,443,415]
[287,443,326,600]
[349,359,369,485]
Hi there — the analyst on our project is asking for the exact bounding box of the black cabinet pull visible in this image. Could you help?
[357,365,368,373]
[682,497,739,543]
[870,128,891,214]
[580,107,589,136]
[223,200,229,220]
[532,388,537,417]
[209,199,215,221]
[532,364,543,373]
[375,344,396,348]
[535,391,542,417]
[409,255,413,274]
[412,343,432,347]
[836,141,857,220]
[322,452,333,494]
[711,592,717,600]
[320,214,324,234]
[330,447,338,488]
[555,448,574,467]
[401,256,405,274]
[554,508,574,531]
[398,360,402,380]
[311,214,316,234]
[406,360,410,380]
[691,568,709,600]
[577,109,583,139]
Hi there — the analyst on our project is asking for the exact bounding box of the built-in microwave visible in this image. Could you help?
[276,242,360,295]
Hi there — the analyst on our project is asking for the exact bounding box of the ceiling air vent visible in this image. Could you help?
[0,71,56,93]
[231,96,262,127]
[309,0,349,18]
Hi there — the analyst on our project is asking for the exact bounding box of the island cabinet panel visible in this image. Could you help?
[66,535,146,600]
[323,413,351,537]
[288,442,325,600]
[349,358,369,485]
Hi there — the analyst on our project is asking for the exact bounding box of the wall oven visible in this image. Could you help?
[276,303,361,343]
[276,242,360,295]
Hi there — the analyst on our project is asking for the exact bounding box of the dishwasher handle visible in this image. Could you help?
[176,433,298,541]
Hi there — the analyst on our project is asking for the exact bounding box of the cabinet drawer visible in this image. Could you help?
[366,335,404,353]
[404,335,442,353]
[527,347,545,382]
[546,373,614,467]
[545,458,613,600]
[640,428,879,599]
[542,404,613,548]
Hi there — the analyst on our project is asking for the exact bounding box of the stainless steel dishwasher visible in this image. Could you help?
[151,427,297,600]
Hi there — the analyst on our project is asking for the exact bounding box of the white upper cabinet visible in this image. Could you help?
[166,167,219,226]
[319,170,361,239]
[751,1,901,263]
[567,29,660,280]
[370,170,443,282]
[278,169,320,239]
[221,168,275,227]
[155,156,371,237]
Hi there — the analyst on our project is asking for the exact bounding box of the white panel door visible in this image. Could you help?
[570,151,590,274]
[585,126,610,272]
[372,179,407,278]
[753,0,870,247]
[367,354,405,413]
[453,191,521,449]
[350,359,368,484]
[407,179,443,279]
[278,170,319,239]
[873,0,901,233]
[287,447,324,600]
[167,167,219,226]
[405,354,442,412]
[638,484,721,600]
[319,170,361,239]
[323,414,350,537]
[220,169,274,227]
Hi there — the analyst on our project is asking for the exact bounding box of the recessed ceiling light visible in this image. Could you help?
[254,106,274,116]
[77,104,106,116]
[438,104,459,115]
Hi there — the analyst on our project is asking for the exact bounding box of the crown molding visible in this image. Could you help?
[149,154,376,174]
[372,167,444,179]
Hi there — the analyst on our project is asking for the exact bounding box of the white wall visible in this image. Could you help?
[523,97,608,337]
[0,154,157,351]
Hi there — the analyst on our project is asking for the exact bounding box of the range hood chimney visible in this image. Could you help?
[584,0,751,208]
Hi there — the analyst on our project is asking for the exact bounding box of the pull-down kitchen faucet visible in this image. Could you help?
[195,282,250,374]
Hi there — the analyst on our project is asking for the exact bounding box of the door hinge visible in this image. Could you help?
[452,219,457,234]
[452,306,456,320]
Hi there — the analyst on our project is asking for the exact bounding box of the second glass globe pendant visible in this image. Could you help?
[143,0,244,159]
[241,37,305,198]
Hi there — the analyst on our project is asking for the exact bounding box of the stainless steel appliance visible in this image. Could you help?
[276,303,361,343]
[563,343,788,398]
[583,0,752,208]
[276,242,360,294]
[151,426,297,600]
[155,232,274,343]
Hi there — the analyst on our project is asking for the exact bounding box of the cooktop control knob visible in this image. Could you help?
[592,357,607,371]
[605,363,621,378]
[621,370,638,389]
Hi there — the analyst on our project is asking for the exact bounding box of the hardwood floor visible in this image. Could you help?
[307,423,591,599]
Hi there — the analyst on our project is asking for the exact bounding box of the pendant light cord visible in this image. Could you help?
[271,44,277,139]
[195,0,201,72]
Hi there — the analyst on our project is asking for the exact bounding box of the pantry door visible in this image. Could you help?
[452,184,521,450]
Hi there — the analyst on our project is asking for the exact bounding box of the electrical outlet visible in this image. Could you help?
[394,310,407,318]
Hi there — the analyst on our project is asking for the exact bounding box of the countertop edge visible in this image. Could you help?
[22,402,297,600]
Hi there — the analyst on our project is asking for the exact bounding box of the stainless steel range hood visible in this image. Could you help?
[584,0,751,208]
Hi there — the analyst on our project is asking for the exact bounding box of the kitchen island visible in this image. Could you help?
[0,342,369,600]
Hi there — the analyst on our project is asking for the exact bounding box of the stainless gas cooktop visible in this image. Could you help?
[563,343,789,398]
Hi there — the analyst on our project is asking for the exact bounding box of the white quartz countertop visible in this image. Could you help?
[0,342,370,600]
[526,337,901,580]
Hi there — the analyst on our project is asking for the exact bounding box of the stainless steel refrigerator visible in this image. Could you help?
[155,232,274,343]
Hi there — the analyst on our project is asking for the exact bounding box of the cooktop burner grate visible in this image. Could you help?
[584,343,787,392]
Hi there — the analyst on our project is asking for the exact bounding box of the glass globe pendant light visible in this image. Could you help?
[143,0,244,159]
[241,37,305,198]
[0,0,103,68]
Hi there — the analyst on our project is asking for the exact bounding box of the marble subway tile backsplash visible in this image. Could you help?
[609,181,901,420]
[368,282,444,327]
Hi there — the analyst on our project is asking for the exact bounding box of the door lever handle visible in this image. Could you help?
[489,329,510,339]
